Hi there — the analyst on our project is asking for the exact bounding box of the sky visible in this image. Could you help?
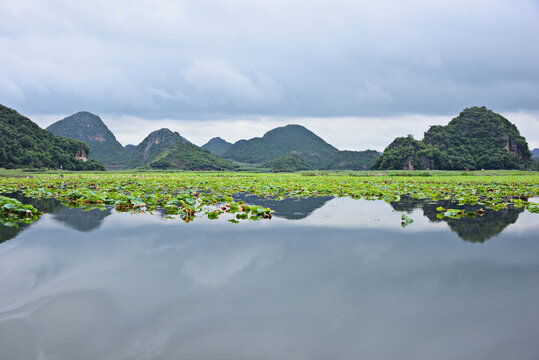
[1,0,538,150]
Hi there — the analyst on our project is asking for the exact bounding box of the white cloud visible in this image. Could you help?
[180,59,285,106]
[145,87,189,102]
[0,76,25,102]
[354,82,393,104]
[1,0,538,148]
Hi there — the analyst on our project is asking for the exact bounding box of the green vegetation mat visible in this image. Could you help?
[1,171,538,226]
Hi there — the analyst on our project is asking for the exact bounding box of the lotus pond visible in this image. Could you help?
[1,172,538,226]
[1,171,539,359]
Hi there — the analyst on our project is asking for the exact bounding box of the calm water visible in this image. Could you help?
[1,196,538,360]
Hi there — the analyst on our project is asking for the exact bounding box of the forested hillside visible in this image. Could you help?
[130,128,189,167]
[223,124,379,170]
[224,125,338,164]
[0,105,104,170]
[373,107,532,170]
[148,141,238,170]
[201,137,232,156]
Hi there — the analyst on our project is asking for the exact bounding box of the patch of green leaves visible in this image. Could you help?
[0,172,537,225]
[401,213,414,227]
[0,195,40,227]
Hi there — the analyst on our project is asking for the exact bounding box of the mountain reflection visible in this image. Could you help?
[0,223,29,244]
[390,196,524,242]
[0,192,527,244]
[1,193,331,242]
[233,194,334,220]
[0,193,112,243]
[52,208,112,232]
[0,194,61,243]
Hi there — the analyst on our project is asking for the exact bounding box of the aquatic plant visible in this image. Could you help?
[0,195,40,227]
[0,172,537,226]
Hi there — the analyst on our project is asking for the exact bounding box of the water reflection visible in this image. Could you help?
[51,207,112,232]
[1,192,334,242]
[390,196,525,242]
[0,193,532,243]
[0,193,112,243]
[233,193,333,219]
[0,209,538,360]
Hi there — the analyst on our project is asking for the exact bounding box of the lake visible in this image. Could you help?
[1,195,538,360]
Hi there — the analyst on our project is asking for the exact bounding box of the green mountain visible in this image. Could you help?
[263,154,313,172]
[0,105,104,170]
[322,150,381,170]
[263,150,380,172]
[124,144,136,154]
[201,137,233,156]
[532,148,539,171]
[223,124,379,170]
[224,124,339,165]
[373,135,433,170]
[46,111,128,168]
[147,141,238,170]
[373,106,532,170]
[130,128,189,167]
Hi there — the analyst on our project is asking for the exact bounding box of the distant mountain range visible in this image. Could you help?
[3,103,533,172]
[373,106,533,170]
[45,114,380,171]
[45,113,238,170]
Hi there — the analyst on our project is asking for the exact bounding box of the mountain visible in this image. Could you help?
[532,148,539,171]
[201,137,233,156]
[373,135,432,170]
[224,124,338,165]
[124,144,136,154]
[147,141,238,170]
[373,106,532,170]
[263,154,313,172]
[130,128,189,167]
[46,111,128,168]
[322,150,381,170]
[223,124,379,170]
[263,150,380,172]
[0,105,104,170]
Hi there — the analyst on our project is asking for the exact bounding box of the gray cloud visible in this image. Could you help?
[1,0,539,139]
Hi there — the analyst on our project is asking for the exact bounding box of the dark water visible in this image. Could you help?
[1,196,538,360]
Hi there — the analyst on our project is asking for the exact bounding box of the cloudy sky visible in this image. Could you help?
[1,0,538,150]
